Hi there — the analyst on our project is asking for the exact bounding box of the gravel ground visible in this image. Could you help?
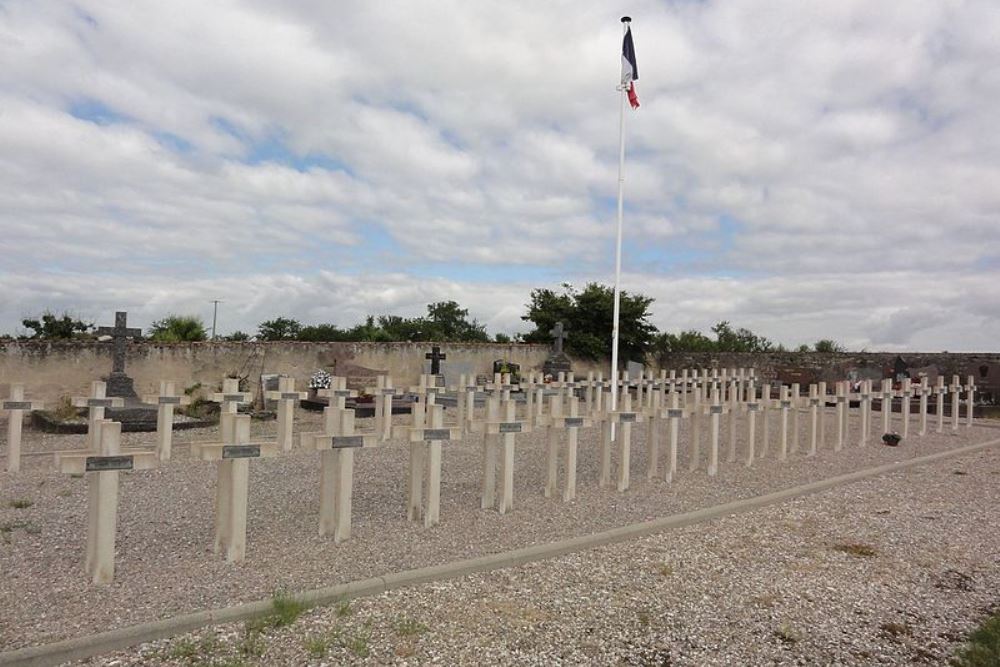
[107,444,1000,666]
[0,405,996,656]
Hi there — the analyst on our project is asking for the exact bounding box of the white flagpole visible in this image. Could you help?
[610,16,630,418]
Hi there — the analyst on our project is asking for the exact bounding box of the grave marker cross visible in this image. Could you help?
[549,321,566,355]
[425,346,447,376]
[96,311,141,375]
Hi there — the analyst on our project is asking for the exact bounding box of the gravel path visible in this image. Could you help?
[107,443,1000,666]
[0,407,996,657]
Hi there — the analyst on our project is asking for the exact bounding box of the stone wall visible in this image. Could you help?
[0,340,606,405]
[2,341,998,406]
[655,351,1000,401]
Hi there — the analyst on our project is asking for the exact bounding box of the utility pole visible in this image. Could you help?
[210,300,221,340]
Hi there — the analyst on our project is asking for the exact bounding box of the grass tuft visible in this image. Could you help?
[7,499,33,509]
[395,617,428,637]
[833,542,878,558]
[774,623,802,645]
[953,612,1000,667]
[336,598,352,617]
[270,591,306,628]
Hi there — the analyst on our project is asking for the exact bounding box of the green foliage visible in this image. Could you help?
[298,323,350,342]
[257,317,302,341]
[395,617,428,637]
[20,311,92,340]
[149,314,207,342]
[425,300,489,342]
[797,344,811,352]
[494,332,512,343]
[954,612,1000,667]
[814,339,845,353]
[653,320,776,363]
[521,283,656,362]
[269,591,306,627]
[8,499,33,509]
[223,331,250,341]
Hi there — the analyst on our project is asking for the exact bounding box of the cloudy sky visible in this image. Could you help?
[1,1,998,350]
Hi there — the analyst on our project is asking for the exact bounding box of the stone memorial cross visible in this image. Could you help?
[3,384,43,473]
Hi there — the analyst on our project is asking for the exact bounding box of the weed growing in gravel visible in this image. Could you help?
[636,610,651,627]
[8,499,33,509]
[833,542,878,558]
[341,627,372,658]
[304,634,329,658]
[52,396,77,421]
[239,626,266,658]
[270,591,306,627]
[0,520,39,544]
[879,622,913,639]
[336,598,352,617]
[953,611,1000,667]
[395,617,428,637]
[167,638,199,661]
[657,562,674,577]
[774,624,802,645]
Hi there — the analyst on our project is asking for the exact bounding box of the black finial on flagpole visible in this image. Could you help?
[621,16,632,23]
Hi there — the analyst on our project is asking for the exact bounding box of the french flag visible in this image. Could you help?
[621,21,640,109]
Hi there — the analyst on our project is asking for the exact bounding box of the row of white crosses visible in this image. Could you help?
[1,369,983,585]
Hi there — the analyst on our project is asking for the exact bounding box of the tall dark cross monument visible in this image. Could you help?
[542,321,572,379]
[426,345,447,386]
[97,311,142,399]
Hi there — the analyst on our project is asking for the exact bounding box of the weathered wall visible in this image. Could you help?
[0,341,584,404]
[2,342,998,405]
[654,352,1000,400]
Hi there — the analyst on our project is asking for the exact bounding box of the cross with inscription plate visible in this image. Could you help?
[880,379,894,436]
[403,403,460,527]
[302,408,376,541]
[547,395,592,502]
[142,380,190,460]
[55,420,157,584]
[704,385,730,475]
[265,377,307,451]
[3,383,43,473]
[916,377,930,436]
[211,378,252,417]
[474,397,531,514]
[742,381,761,467]
[900,378,913,439]
[549,321,566,355]
[659,387,690,482]
[191,413,279,560]
[606,389,648,491]
[73,381,125,451]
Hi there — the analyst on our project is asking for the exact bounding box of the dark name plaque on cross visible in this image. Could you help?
[618,412,637,423]
[422,429,452,441]
[3,401,33,410]
[85,455,134,472]
[331,436,365,449]
[563,417,585,428]
[157,396,183,405]
[222,445,260,459]
[499,422,522,433]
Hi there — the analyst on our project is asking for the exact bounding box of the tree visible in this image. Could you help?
[21,311,93,339]
[814,339,845,353]
[149,315,207,342]
[223,331,250,341]
[298,324,349,342]
[257,317,302,341]
[521,283,656,362]
[494,333,512,343]
[425,301,489,342]
[711,321,773,353]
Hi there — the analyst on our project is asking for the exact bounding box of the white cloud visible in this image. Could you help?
[0,0,998,350]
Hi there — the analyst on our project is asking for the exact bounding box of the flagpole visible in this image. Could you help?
[610,15,630,417]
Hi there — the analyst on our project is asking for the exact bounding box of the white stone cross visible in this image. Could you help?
[265,377,307,452]
[916,377,930,436]
[950,374,962,431]
[807,384,820,456]
[73,381,124,451]
[834,381,848,451]
[659,387,690,482]
[404,404,460,527]
[142,380,190,460]
[210,378,252,417]
[474,397,531,514]
[778,385,793,461]
[966,375,976,428]
[857,380,872,446]
[935,376,947,434]
[607,388,648,491]
[705,385,729,475]
[3,383,43,473]
[789,382,802,454]
[880,379,894,435]
[304,408,376,542]
[191,413,279,561]
[546,395,592,502]
[816,381,828,449]
[900,378,913,439]
[56,420,157,584]
[742,381,761,467]
[758,382,773,459]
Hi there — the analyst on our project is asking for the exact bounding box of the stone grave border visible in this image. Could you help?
[2,436,999,667]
